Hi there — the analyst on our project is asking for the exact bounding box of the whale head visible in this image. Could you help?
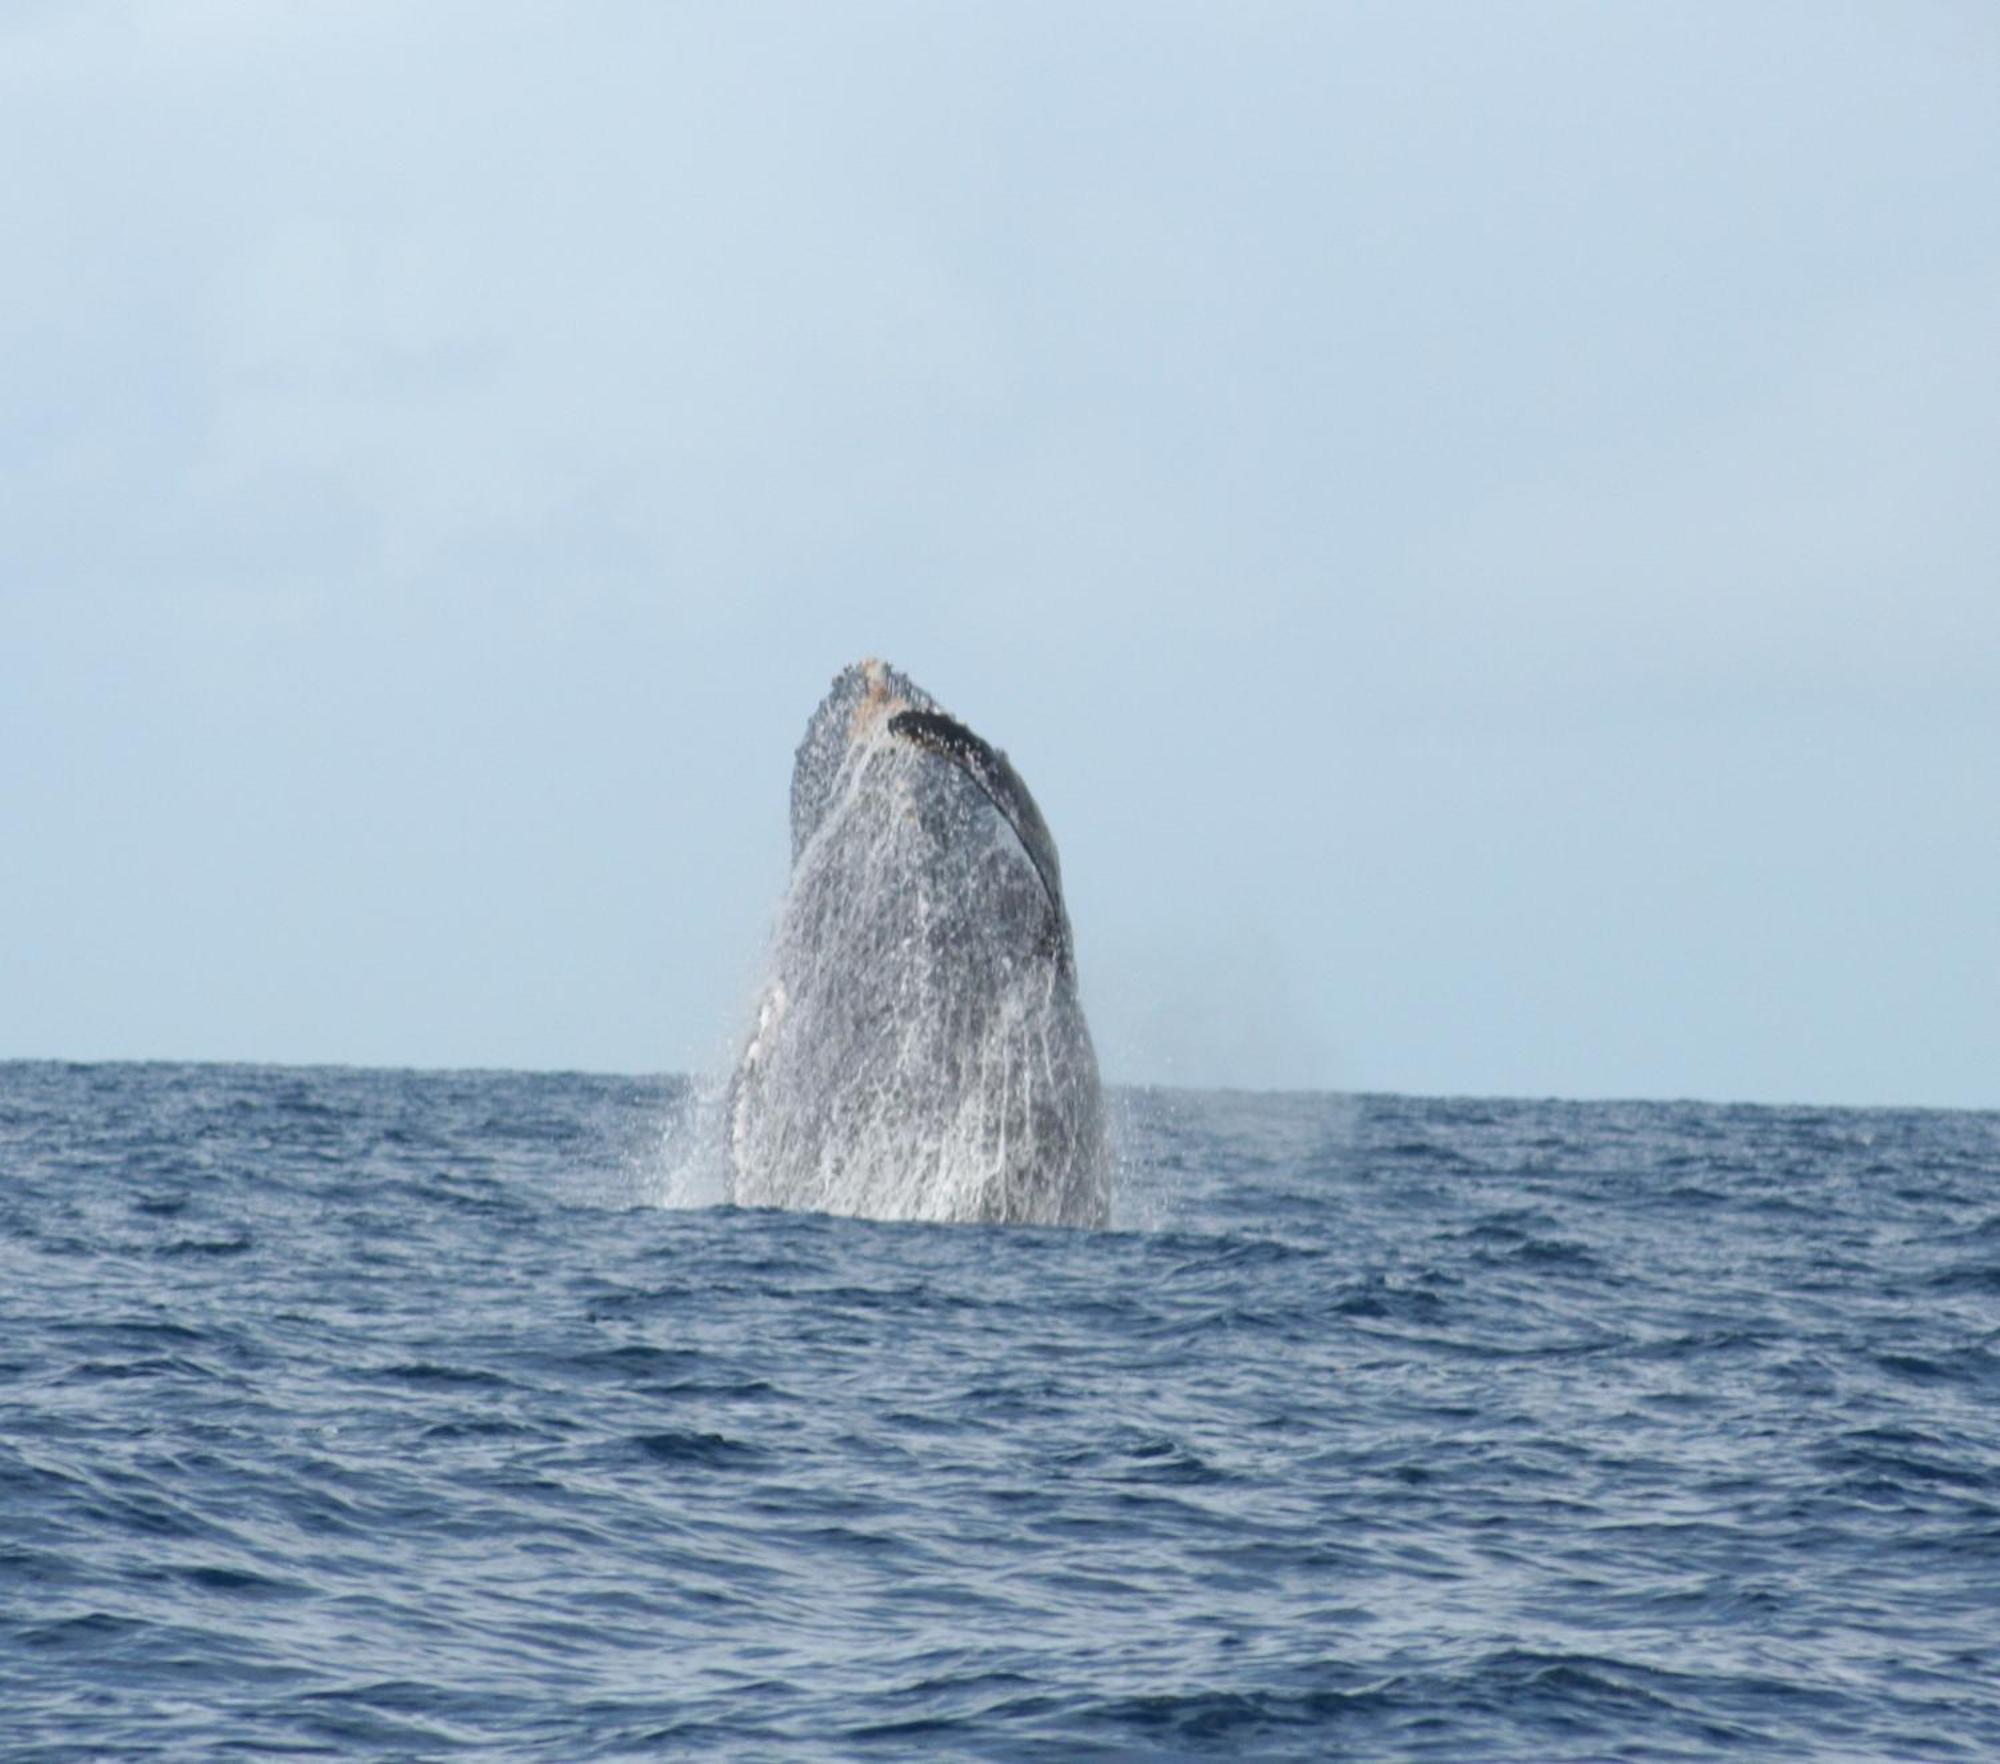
[788,657,1075,967]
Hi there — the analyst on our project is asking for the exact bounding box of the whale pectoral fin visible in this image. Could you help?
[745,980,788,1067]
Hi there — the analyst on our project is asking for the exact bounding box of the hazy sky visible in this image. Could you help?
[5,3,1996,1105]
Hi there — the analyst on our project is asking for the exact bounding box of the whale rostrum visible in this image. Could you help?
[727,659,1109,1226]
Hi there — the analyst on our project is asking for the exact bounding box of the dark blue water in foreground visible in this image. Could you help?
[4,1064,1998,1761]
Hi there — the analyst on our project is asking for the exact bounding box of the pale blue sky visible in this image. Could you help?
[4,3,1996,1105]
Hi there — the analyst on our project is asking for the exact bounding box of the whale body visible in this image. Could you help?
[727,659,1108,1226]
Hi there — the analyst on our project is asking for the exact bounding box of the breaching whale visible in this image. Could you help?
[726,659,1108,1226]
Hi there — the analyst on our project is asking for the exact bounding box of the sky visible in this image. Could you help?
[4,2,1997,1106]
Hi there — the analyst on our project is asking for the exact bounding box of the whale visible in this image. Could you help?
[726,659,1108,1226]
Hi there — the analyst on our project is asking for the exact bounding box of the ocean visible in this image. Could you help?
[3,1061,1997,1760]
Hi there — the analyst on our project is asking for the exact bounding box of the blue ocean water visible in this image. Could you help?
[3,1063,1997,1761]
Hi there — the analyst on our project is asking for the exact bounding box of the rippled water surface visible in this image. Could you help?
[4,1063,1998,1760]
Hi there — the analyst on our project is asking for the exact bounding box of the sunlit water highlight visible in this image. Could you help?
[4,1062,1998,1760]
